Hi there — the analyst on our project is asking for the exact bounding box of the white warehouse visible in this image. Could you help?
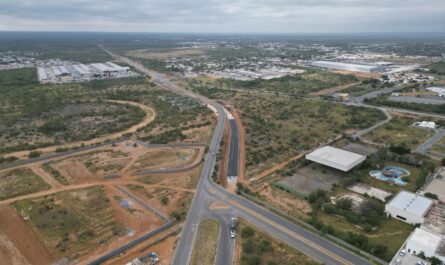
[385,191,434,225]
[305,146,366,172]
[406,228,445,263]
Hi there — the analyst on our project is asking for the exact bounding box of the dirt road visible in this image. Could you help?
[309,81,361,96]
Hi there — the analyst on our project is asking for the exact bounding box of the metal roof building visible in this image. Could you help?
[305,146,366,172]
[385,191,434,224]
[311,60,379,73]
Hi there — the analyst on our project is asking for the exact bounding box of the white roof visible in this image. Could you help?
[387,191,433,217]
[408,228,442,250]
[305,146,366,172]
[311,61,377,73]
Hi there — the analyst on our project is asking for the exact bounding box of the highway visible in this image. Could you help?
[100,45,377,265]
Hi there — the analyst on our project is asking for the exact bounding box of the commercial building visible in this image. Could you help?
[385,191,434,225]
[305,146,366,172]
[405,228,445,263]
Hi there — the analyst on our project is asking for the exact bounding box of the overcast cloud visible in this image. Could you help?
[0,0,444,33]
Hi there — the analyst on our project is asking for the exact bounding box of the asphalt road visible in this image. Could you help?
[100,46,377,265]
[227,119,240,178]
[415,129,445,155]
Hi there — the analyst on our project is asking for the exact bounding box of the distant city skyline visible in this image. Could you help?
[0,0,444,33]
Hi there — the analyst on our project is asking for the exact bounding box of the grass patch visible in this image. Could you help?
[237,220,321,265]
[364,116,434,149]
[189,219,220,265]
[0,168,51,200]
[42,164,69,185]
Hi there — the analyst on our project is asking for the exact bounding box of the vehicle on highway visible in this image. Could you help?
[230,217,237,238]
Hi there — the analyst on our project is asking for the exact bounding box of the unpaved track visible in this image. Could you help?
[309,81,361,96]
[0,180,195,205]
[28,164,62,189]
[4,100,156,159]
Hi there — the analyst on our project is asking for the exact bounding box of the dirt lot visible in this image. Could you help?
[138,164,203,190]
[130,147,202,172]
[278,163,343,196]
[257,184,312,215]
[0,205,53,265]
[12,186,127,261]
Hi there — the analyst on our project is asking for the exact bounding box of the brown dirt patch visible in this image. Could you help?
[0,205,53,265]
[51,159,93,184]
[258,184,311,215]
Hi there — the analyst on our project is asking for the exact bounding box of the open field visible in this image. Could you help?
[127,47,209,60]
[364,115,434,149]
[0,168,51,200]
[127,184,194,221]
[0,68,213,158]
[130,147,202,172]
[0,205,54,265]
[277,163,343,197]
[12,186,126,260]
[189,219,220,265]
[235,220,321,265]
[189,70,359,95]
[138,164,204,190]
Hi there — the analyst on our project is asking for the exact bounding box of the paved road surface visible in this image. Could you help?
[416,129,445,156]
[100,46,378,265]
[227,119,240,178]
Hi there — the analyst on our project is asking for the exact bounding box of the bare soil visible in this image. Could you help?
[0,205,53,265]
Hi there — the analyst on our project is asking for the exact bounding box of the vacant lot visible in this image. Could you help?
[0,168,50,200]
[364,116,434,149]
[128,184,194,221]
[190,219,220,265]
[130,147,201,172]
[12,186,126,260]
[189,70,359,95]
[127,47,208,60]
[0,205,53,265]
[235,220,321,265]
[46,149,131,184]
[277,164,343,197]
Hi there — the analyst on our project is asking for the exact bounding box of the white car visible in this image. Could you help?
[400,249,406,256]
[395,258,401,264]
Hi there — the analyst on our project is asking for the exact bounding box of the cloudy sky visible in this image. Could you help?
[0,0,444,33]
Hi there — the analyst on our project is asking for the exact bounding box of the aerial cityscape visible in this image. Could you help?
[0,1,445,265]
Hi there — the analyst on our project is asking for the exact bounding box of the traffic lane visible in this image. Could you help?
[206,212,236,265]
[227,119,239,178]
[230,203,371,265]
[171,107,226,265]
[210,187,374,265]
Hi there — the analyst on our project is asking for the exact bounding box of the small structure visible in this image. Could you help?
[414,121,437,129]
[385,191,434,225]
[406,228,445,263]
[427,87,445,98]
[305,146,366,172]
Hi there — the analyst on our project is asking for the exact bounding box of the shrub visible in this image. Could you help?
[28,151,42,158]
[242,238,255,254]
[424,192,438,200]
[241,226,255,238]
[160,195,169,205]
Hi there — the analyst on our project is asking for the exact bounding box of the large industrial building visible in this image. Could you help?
[385,191,434,225]
[305,146,366,172]
[37,62,138,83]
[311,60,380,73]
